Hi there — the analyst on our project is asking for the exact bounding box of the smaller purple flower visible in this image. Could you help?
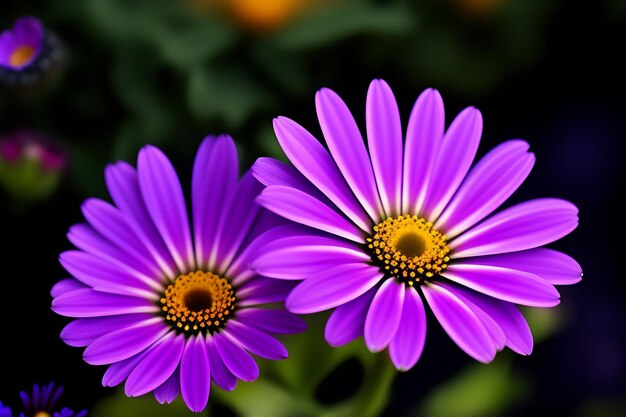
[0,17,44,70]
[17,383,86,417]
[0,401,12,417]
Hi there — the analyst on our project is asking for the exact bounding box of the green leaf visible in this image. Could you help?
[90,391,201,417]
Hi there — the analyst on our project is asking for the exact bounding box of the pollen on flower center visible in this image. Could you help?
[9,45,36,67]
[34,412,51,417]
[367,215,451,286]
[160,271,236,334]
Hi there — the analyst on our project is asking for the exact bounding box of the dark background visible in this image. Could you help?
[1,0,625,416]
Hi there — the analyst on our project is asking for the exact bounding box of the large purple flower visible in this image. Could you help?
[252,80,581,370]
[0,17,44,70]
[51,135,305,412]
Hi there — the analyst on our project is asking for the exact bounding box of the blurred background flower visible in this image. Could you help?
[1,0,624,416]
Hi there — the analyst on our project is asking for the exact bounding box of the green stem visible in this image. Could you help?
[352,353,397,417]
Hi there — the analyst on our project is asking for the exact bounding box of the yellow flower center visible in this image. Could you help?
[34,412,51,417]
[367,215,450,286]
[160,271,236,334]
[9,45,36,67]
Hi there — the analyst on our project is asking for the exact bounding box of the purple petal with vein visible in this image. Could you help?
[389,287,427,371]
[325,288,376,347]
[364,279,405,352]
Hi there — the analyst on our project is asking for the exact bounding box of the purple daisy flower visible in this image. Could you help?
[251,79,581,370]
[0,17,43,70]
[51,135,305,412]
[17,382,86,417]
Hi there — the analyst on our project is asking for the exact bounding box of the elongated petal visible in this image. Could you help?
[364,279,405,352]
[206,337,237,391]
[102,349,151,387]
[461,248,582,285]
[389,287,427,371]
[257,186,364,243]
[181,335,210,412]
[252,235,369,279]
[105,162,176,277]
[225,321,288,360]
[436,140,535,238]
[52,289,158,318]
[316,87,383,220]
[273,116,371,230]
[126,333,184,397]
[237,278,297,306]
[252,157,324,200]
[325,288,376,347]
[422,107,483,220]
[154,368,180,404]
[286,263,383,314]
[213,332,259,382]
[50,279,86,298]
[422,283,496,363]
[192,135,238,267]
[84,318,168,365]
[366,79,402,215]
[451,198,579,257]
[61,314,154,347]
[442,264,560,307]
[236,308,307,335]
[138,146,194,272]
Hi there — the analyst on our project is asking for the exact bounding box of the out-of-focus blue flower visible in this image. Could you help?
[0,401,12,417]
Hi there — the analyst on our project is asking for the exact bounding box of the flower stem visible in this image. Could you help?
[351,353,397,417]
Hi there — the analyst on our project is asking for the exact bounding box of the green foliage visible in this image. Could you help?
[90,392,200,417]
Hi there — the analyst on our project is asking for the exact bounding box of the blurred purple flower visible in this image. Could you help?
[252,79,582,371]
[0,401,11,417]
[51,135,305,412]
[17,382,86,417]
[0,17,44,70]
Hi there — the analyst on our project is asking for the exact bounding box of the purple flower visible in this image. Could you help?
[252,80,581,370]
[0,17,44,70]
[0,402,11,417]
[51,135,306,412]
[16,382,86,417]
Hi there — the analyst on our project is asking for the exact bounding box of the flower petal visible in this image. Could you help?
[154,367,180,404]
[316,87,383,220]
[137,146,195,272]
[286,263,383,314]
[213,332,259,382]
[50,279,86,298]
[206,336,237,391]
[364,279,405,352]
[125,332,185,397]
[102,350,151,388]
[225,321,288,360]
[442,264,560,307]
[252,157,325,200]
[52,289,159,318]
[237,277,297,306]
[83,318,168,365]
[436,140,535,238]
[61,314,154,347]
[192,135,238,268]
[236,308,307,335]
[325,288,376,347]
[421,107,483,220]
[257,185,364,243]
[181,335,211,413]
[451,198,579,257]
[273,116,371,231]
[366,79,403,216]
[460,248,582,285]
[422,283,496,363]
[389,287,427,371]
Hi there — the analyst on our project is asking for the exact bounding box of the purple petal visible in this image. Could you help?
[206,336,237,391]
[443,263,560,307]
[125,332,185,397]
[389,287,427,371]
[138,146,194,272]
[192,135,238,268]
[211,172,263,273]
[364,279,405,352]
[366,79,402,216]
[251,235,369,280]
[257,186,364,243]
[225,321,288,360]
[286,263,383,314]
[102,349,151,388]
[81,198,163,278]
[105,162,176,277]
[83,318,169,365]
[461,248,582,285]
[442,283,533,355]
[236,308,307,335]
[325,288,376,347]
[60,250,159,299]
[237,277,297,306]
[273,116,371,231]
[50,278,86,298]
[451,198,579,257]
[154,367,180,404]
[316,87,383,220]
[213,332,259,382]
[181,335,211,412]
[252,157,325,200]
[436,140,535,238]
[422,283,496,363]
[402,89,445,214]
[52,289,158,318]
[13,17,44,46]
[61,314,154,347]
[421,107,483,220]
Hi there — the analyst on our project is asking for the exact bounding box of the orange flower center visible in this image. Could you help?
[9,45,36,67]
